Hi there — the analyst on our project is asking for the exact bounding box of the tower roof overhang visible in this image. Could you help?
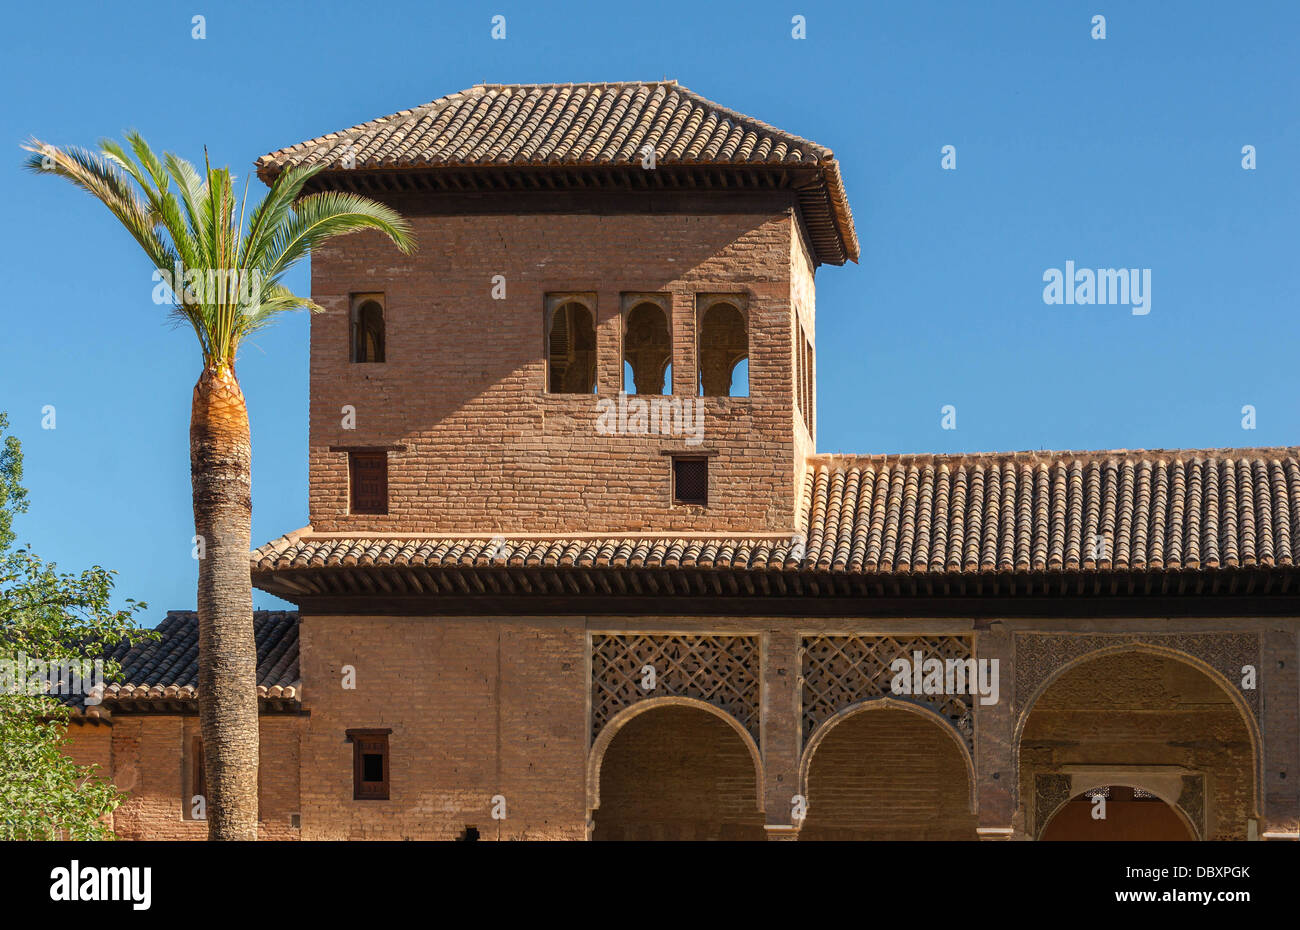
[255,81,859,266]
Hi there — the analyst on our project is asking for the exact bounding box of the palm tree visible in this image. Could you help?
[23,134,415,840]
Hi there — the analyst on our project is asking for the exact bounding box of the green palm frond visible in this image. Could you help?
[239,280,324,337]
[242,163,322,270]
[101,136,202,274]
[22,139,175,272]
[259,189,416,282]
[24,134,418,369]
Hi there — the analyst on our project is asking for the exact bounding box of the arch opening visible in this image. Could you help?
[623,301,671,395]
[547,300,597,393]
[590,702,764,841]
[698,302,748,397]
[1041,785,1197,841]
[352,298,385,363]
[1018,648,1258,841]
[799,704,977,840]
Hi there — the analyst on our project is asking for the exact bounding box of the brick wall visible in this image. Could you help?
[297,613,589,840]
[62,721,112,773]
[307,197,807,536]
[800,708,979,840]
[61,713,303,840]
[257,717,303,840]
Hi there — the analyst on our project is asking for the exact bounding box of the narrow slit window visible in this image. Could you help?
[795,333,804,420]
[800,334,806,418]
[672,457,708,506]
[348,729,391,800]
[187,736,206,819]
[698,301,748,397]
[349,451,388,515]
[623,299,671,395]
[796,325,814,433]
[547,298,597,393]
[351,295,385,363]
[804,333,814,434]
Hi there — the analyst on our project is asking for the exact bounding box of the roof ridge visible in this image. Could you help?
[154,609,301,619]
[475,80,680,89]
[256,80,830,166]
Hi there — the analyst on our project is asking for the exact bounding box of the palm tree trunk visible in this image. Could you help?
[191,364,259,841]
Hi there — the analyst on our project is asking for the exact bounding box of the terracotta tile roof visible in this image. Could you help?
[801,449,1300,574]
[94,610,299,704]
[253,532,804,573]
[255,81,858,264]
[251,448,1300,600]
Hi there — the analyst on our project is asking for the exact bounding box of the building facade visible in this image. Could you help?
[68,82,1300,841]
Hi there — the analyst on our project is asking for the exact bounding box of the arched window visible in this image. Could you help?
[697,300,748,397]
[623,299,671,395]
[351,296,385,363]
[547,299,597,394]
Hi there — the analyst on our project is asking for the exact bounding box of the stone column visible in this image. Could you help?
[596,289,622,396]
[761,630,803,839]
[974,624,1018,839]
[1260,628,1300,839]
[672,290,696,398]
[700,357,732,397]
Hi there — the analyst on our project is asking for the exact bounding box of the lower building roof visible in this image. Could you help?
[71,611,300,715]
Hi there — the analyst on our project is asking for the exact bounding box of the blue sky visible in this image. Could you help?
[2,0,1297,618]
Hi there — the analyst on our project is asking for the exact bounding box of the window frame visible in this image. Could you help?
[350,292,386,364]
[346,728,392,801]
[348,450,389,516]
[696,294,750,398]
[621,293,673,396]
[544,293,598,395]
[671,455,709,507]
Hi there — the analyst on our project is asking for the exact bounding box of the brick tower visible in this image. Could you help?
[255,81,858,539]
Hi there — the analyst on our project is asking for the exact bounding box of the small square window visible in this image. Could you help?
[672,457,708,506]
[347,729,391,800]
[349,451,388,515]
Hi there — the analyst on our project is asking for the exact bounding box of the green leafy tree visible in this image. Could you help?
[23,134,416,839]
[0,412,154,839]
